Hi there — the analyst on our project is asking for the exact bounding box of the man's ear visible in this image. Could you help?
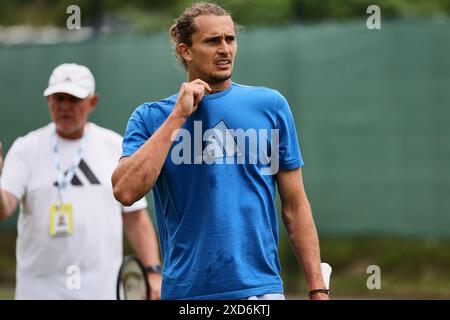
[177,43,192,63]
[89,94,99,111]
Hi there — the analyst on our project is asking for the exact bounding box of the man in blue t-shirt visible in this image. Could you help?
[112,2,328,300]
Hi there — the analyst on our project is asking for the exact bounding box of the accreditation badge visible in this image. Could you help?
[49,203,73,236]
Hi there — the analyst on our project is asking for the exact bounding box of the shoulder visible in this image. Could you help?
[87,123,126,159]
[88,123,123,146]
[9,124,53,150]
[231,82,287,111]
[232,82,284,101]
[128,94,178,132]
[133,94,178,117]
[4,124,53,163]
[232,82,281,95]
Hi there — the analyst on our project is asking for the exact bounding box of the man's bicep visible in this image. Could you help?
[122,107,152,158]
[5,190,19,213]
[276,167,308,206]
[122,208,148,224]
[276,93,303,169]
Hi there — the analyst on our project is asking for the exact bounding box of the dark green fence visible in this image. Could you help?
[1,18,449,236]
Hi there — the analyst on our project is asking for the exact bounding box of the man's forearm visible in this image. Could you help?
[282,203,326,291]
[113,111,187,206]
[0,189,18,221]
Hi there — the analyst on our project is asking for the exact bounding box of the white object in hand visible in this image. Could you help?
[320,262,332,289]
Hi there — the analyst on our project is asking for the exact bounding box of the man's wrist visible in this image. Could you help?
[308,288,330,299]
[170,108,189,123]
[144,264,162,274]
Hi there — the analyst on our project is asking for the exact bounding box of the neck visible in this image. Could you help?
[56,124,87,140]
[187,75,232,92]
[210,80,232,92]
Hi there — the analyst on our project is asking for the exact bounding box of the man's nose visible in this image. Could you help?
[217,39,231,55]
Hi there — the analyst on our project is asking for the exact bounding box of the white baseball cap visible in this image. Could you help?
[43,63,95,99]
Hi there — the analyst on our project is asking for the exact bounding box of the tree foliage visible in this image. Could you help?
[0,0,449,31]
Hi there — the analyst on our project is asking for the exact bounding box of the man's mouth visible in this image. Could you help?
[215,59,231,67]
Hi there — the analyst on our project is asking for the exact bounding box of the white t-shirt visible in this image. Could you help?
[0,123,147,299]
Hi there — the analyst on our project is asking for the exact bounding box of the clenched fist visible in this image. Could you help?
[173,79,212,119]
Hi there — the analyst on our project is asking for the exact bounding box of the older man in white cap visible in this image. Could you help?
[0,63,162,299]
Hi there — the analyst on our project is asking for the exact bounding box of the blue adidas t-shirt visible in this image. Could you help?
[122,82,303,299]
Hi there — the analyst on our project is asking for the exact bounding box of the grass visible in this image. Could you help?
[2,232,450,299]
[0,289,14,300]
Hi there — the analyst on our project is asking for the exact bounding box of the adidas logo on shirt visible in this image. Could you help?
[53,159,100,187]
[196,120,243,163]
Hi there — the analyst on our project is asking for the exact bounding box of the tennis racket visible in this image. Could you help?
[117,255,150,300]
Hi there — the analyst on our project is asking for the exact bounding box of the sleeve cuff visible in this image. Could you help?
[279,158,304,170]
[122,196,148,213]
[0,183,23,201]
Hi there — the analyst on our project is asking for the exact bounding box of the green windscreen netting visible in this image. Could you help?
[1,18,449,236]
